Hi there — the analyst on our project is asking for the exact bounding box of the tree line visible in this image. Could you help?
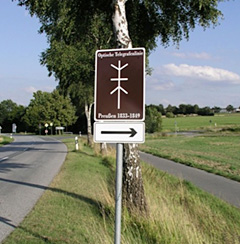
[147,104,239,118]
[0,90,77,134]
[1,94,161,134]
[2,95,238,135]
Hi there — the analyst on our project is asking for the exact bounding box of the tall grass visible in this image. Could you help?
[4,138,240,243]
[141,166,240,243]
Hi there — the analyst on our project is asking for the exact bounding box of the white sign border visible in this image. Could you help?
[94,122,145,144]
[94,47,145,122]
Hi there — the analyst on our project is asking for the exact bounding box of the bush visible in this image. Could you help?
[145,106,162,133]
[166,112,175,118]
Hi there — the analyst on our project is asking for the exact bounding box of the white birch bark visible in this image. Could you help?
[85,102,93,147]
[112,0,148,213]
[100,142,108,155]
[112,0,132,48]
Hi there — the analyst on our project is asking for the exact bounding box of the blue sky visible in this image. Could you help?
[1,1,240,108]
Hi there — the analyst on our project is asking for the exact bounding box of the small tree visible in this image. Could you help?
[0,100,26,132]
[145,106,162,133]
[24,90,77,133]
[158,104,166,115]
[0,99,18,125]
[166,104,173,113]
[212,106,221,113]
[226,104,234,113]
[166,112,175,118]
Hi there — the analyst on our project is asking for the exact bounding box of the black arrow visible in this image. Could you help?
[101,128,137,137]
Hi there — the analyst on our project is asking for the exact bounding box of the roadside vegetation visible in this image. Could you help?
[0,136,13,146]
[4,138,240,244]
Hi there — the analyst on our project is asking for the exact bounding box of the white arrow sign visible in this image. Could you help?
[94,122,145,143]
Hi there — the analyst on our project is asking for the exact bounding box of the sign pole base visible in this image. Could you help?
[114,143,123,244]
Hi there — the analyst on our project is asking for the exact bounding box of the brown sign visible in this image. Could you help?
[94,48,145,121]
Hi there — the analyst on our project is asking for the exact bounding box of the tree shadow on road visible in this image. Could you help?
[0,162,28,173]
[0,217,16,229]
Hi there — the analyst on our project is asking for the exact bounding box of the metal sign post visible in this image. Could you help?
[114,143,123,244]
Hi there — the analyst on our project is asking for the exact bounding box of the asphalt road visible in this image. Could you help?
[140,151,240,208]
[0,135,67,243]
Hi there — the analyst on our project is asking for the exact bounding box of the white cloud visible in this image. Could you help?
[163,64,240,84]
[43,86,55,92]
[154,81,175,91]
[24,86,55,93]
[171,52,212,60]
[24,86,37,93]
[146,72,175,91]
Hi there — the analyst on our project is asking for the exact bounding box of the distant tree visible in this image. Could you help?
[165,104,199,115]
[193,104,199,114]
[179,104,187,114]
[24,90,77,133]
[9,104,26,132]
[158,104,165,115]
[226,104,234,112]
[0,100,26,132]
[212,106,221,113]
[166,112,175,118]
[185,104,193,114]
[166,104,173,113]
[145,106,162,133]
[0,100,17,125]
[171,106,179,115]
[198,106,214,116]
[147,104,159,112]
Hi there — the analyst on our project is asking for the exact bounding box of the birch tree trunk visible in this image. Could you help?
[112,0,148,214]
[112,0,132,48]
[100,142,108,156]
[85,102,93,147]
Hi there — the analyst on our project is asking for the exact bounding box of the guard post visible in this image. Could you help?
[75,136,79,151]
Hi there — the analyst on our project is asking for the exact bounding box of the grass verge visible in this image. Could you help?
[3,138,240,243]
[0,136,13,146]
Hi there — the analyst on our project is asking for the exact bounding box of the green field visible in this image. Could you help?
[162,113,240,132]
[141,132,240,181]
[141,113,240,181]
[3,138,240,244]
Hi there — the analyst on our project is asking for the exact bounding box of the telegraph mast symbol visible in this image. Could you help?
[110,60,129,109]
